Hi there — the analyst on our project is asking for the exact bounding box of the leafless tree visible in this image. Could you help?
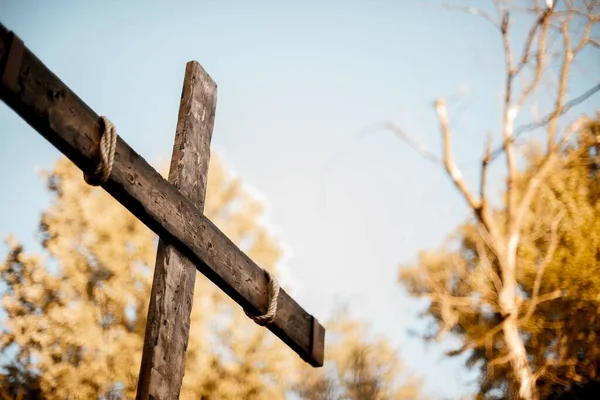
[390,1,599,399]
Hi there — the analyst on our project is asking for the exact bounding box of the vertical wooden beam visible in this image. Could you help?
[136,61,217,400]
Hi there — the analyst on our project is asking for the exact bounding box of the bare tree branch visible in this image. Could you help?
[515,9,552,75]
[385,122,442,165]
[531,289,562,308]
[547,18,575,151]
[475,232,503,294]
[440,3,500,28]
[389,106,505,256]
[433,99,504,255]
[521,211,565,323]
[512,154,560,242]
[480,134,492,221]
[476,223,505,269]
[538,369,571,386]
[497,7,519,236]
[506,116,582,323]
[516,12,552,109]
[435,99,480,212]
[574,17,598,53]
[489,353,514,368]
[489,5,599,162]
[490,83,600,160]
[446,319,507,357]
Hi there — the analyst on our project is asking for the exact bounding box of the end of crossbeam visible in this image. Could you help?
[0,24,24,94]
[307,316,325,367]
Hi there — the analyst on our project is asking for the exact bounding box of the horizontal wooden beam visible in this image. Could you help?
[0,23,324,368]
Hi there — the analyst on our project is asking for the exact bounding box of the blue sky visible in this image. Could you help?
[0,1,598,398]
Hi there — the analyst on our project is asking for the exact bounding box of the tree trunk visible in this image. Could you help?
[502,317,537,400]
[499,236,538,400]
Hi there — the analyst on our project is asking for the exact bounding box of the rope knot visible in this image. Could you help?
[246,270,280,326]
[84,116,117,186]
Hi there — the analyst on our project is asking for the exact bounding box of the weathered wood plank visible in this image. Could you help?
[136,61,216,399]
[0,23,325,368]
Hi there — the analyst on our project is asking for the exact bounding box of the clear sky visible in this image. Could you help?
[0,1,598,398]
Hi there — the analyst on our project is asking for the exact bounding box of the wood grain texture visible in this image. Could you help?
[0,23,325,370]
[136,61,216,400]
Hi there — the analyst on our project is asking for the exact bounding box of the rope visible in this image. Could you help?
[246,270,280,326]
[83,115,282,327]
[84,116,117,186]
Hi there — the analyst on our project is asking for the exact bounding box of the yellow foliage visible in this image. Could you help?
[0,156,418,400]
[399,117,600,398]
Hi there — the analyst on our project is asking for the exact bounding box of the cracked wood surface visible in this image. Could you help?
[0,23,325,385]
[136,61,215,399]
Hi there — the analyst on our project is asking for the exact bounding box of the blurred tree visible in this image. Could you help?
[387,0,599,398]
[0,156,419,399]
[400,116,599,399]
[293,311,421,400]
[0,155,289,399]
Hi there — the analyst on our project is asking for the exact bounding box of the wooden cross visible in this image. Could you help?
[0,23,325,399]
